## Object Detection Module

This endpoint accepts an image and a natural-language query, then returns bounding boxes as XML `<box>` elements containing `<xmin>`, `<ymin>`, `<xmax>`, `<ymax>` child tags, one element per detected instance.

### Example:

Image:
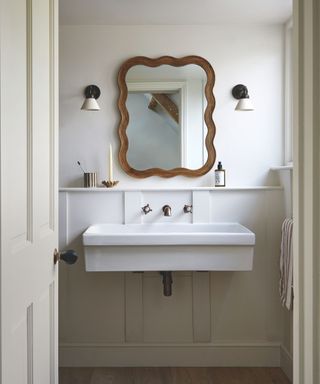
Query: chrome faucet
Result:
<box><xmin>162</xmin><ymin>205</ymin><xmax>172</xmax><ymax>216</ymax></box>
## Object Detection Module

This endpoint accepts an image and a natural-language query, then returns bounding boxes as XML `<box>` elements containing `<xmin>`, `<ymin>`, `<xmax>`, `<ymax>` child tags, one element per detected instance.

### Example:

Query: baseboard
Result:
<box><xmin>280</xmin><ymin>345</ymin><xmax>293</xmax><ymax>382</ymax></box>
<box><xmin>59</xmin><ymin>342</ymin><xmax>281</xmax><ymax>367</ymax></box>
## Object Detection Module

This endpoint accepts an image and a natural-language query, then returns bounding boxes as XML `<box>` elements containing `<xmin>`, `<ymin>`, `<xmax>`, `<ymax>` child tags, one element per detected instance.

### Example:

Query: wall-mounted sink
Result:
<box><xmin>83</xmin><ymin>223</ymin><xmax>255</xmax><ymax>272</ymax></box>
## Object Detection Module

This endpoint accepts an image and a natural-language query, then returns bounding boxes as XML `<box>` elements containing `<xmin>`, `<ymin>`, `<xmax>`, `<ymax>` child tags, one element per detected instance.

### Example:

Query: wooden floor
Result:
<box><xmin>59</xmin><ymin>367</ymin><xmax>291</xmax><ymax>384</ymax></box>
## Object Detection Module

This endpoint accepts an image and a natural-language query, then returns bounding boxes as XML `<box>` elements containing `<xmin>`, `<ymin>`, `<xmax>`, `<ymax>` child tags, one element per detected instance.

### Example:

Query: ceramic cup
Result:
<box><xmin>84</xmin><ymin>172</ymin><xmax>97</xmax><ymax>188</ymax></box>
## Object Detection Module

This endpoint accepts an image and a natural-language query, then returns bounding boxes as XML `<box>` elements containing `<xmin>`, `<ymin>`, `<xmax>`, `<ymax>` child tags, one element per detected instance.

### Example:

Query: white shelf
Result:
<box><xmin>270</xmin><ymin>165</ymin><xmax>293</xmax><ymax>171</ymax></box>
<box><xmin>59</xmin><ymin>186</ymin><xmax>283</xmax><ymax>192</ymax></box>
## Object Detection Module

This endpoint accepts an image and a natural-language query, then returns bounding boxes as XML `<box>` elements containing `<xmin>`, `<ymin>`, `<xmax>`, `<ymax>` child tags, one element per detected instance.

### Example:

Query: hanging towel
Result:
<box><xmin>279</xmin><ymin>218</ymin><xmax>293</xmax><ymax>310</ymax></box>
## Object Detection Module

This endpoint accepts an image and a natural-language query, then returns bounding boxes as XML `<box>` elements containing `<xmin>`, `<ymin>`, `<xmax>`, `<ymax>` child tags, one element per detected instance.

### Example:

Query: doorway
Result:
<box><xmin>58</xmin><ymin>0</ymin><xmax>302</xmax><ymax>384</ymax></box>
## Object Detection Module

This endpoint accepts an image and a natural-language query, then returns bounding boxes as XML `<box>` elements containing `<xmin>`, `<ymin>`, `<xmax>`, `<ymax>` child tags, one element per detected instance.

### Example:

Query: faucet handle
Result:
<box><xmin>183</xmin><ymin>204</ymin><xmax>193</xmax><ymax>213</ymax></box>
<box><xmin>142</xmin><ymin>204</ymin><xmax>152</xmax><ymax>215</ymax></box>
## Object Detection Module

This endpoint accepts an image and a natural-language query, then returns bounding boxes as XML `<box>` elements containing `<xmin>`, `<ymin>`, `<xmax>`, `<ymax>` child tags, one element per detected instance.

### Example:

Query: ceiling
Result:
<box><xmin>59</xmin><ymin>0</ymin><xmax>292</xmax><ymax>25</ymax></box>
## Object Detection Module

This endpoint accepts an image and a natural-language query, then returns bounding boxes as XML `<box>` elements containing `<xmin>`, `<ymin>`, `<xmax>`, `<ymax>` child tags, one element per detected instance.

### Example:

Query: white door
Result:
<box><xmin>0</xmin><ymin>0</ymin><xmax>59</xmax><ymax>382</ymax></box>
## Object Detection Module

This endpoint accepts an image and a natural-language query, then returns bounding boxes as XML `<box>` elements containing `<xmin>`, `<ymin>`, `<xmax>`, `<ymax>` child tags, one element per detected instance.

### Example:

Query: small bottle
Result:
<box><xmin>215</xmin><ymin>161</ymin><xmax>226</xmax><ymax>187</ymax></box>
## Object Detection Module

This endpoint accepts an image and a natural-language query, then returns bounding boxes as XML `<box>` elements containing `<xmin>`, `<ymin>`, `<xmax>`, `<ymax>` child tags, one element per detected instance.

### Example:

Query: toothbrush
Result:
<box><xmin>77</xmin><ymin>161</ymin><xmax>86</xmax><ymax>173</ymax></box>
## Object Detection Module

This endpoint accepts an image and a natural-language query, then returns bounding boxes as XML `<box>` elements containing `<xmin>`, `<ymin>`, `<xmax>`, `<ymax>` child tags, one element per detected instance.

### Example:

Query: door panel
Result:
<box><xmin>0</xmin><ymin>0</ymin><xmax>59</xmax><ymax>383</ymax></box>
<box><xmin>33</xmin><ymin>0</ymin><xmax>53</xmax><ymax>234</ymax></box>
<box><xmin>33</xmin><ymin>288</ymin><xmax>52</xmax><ymax>384</ymax></box>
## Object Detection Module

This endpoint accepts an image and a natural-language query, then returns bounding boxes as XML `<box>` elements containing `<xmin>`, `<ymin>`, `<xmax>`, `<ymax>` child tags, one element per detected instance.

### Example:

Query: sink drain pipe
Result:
<box><xmin>160</xmin><ymin>271</ymin><xmax>173</xmax><ymax>296</ymax></box>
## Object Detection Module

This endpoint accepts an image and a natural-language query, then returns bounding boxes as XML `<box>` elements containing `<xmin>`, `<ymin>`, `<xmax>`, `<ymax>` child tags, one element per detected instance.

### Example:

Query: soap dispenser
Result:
<box><xmin>214</xmin><ymin>161</ymin><xmax>226</xmax><ymax>187</ymax></box>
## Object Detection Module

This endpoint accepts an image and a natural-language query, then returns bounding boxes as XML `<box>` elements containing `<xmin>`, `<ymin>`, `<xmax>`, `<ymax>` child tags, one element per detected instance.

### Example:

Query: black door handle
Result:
<box><xmin>54</xmin><ymin>249</ymin><xmax>78</xmax><ymax>265</ymax></box>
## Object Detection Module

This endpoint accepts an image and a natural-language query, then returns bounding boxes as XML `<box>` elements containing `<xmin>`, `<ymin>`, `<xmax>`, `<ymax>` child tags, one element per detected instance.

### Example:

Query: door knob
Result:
<box><xmin>54</xmin><ymin>249</ymin><xmax>78</xmax><ymax>265</ymax></box>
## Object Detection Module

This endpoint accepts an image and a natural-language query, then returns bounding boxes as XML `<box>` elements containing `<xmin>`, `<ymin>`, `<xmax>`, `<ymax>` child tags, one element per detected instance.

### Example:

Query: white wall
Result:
<box><xmin>59</xmin><ymin>25</ymin><xmax>284</xmax><ymax>188</ymax></box>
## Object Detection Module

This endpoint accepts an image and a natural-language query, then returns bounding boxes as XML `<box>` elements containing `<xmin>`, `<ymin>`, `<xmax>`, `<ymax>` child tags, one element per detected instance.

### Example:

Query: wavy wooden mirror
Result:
<box><xmin>118</xmin><ymin>56</ymin><xmax>216</xmax><ymax>178</ymax></box>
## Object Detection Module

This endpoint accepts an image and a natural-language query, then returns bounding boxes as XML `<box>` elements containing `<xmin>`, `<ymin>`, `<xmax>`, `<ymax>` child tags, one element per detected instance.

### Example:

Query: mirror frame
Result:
<box><xmin>118</xmin><ymin>56</ymin><xmax>216</xmax><ymax>178</ymax></box>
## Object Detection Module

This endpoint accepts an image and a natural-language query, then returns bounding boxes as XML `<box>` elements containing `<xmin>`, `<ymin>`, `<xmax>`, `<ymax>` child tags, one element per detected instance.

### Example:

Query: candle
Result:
<box><xmin>109</xmin><ymin>144</ymin><xmax>113</xmax><ymax>181</ymax></box>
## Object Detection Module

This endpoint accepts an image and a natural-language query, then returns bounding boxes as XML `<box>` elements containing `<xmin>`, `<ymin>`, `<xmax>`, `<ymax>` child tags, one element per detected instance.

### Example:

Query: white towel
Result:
<box><xmin>279</xmin><ymin>218</ymin><xmax>293</xmax><ymax>310</ymax></box>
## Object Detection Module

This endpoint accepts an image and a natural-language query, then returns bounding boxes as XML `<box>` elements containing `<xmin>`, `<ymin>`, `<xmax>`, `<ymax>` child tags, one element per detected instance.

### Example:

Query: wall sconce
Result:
<box><xmin>81</xmin><ymin>85</ymin><xmax>101</xmax><ymax>111</ymax></box>
<box><xmin>232</xmin><ymin>84</ymin><xmax>254</xmax><ymax>111</ymax></box>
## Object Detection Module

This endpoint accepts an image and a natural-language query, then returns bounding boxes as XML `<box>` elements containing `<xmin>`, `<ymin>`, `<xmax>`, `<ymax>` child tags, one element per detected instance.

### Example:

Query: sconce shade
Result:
<box><xmin>81</xmin><ymin>97</ymin><xmax>100</xmax><ymax>111</ymax></box>
<box><xmin>232</xmin><ymin>84</ymin><xmax>254</xmax><ymax>111</ymax></box>
<box><xmin>235</xmin><ymin>98</ymin><xmax>254</xmax><ymax>111</ymax></box>
<box><xmin>81</xmin><ymin>84</ymin><xmax>101</xmax><ymax>111</ymax></box>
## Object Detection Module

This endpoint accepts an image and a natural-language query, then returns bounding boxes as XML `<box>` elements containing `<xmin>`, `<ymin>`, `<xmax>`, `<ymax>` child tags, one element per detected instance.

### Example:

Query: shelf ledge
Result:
<box><xmin>59</xmin><ymin>186</ymin><xmax>283</xmax><ymax>192</ymax></box>
<box><xmin>270</xmin><ymin>165</ymin><xmax>293</xmax><ymax>171</ymax></box>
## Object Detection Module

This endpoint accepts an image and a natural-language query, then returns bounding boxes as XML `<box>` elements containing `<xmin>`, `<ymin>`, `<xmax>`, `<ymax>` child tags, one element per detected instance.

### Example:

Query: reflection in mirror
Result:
<box><xmin>118</xmin><ymin>56</ymin><xmax>216</xmax><ymax>178</ymax></box>
<box><xmin>127</xmin><ymin>89</ymin><xmax>182</xmax><ymax>170</ymax></box>
<box><xmin>126</xmin><ymin>65</ymin><xmax>207</xmax><ymax>170</ymax></box>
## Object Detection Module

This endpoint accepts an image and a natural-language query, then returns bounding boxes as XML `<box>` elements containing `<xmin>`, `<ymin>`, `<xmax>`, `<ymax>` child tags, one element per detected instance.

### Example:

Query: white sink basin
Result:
<box><xmin>83</xmin><ymin>223</ymin><xmax>255</xmax><ymax>272</ymax></box>
<box><xmin>83</xmin><ymin>223</ymin><xmax>254</xmax><ymax>246</ymax></box>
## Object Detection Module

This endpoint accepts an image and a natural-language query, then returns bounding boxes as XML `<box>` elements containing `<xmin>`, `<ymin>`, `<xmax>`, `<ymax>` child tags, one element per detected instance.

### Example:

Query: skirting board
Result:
<box><xmin>280</xmin><ymin>345</ymin><xmax>293</xmax><ymax>382</ymax></box>
<box><xmin>59</xmin><ymin>342</ymin><xmax>281</xmax><ymax>367</ymax></box>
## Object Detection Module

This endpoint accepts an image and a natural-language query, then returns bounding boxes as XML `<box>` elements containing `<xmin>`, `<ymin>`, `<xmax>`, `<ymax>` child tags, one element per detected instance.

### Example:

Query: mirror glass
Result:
<box><xmin>126</xmin><ymin>64</ymin><xmax>206</xmax><ymax>170</ymax></box>
<box><xmin>118</xmin><ymin>56</ymin><xmax>216</xmax><ymax>178</ymax></box>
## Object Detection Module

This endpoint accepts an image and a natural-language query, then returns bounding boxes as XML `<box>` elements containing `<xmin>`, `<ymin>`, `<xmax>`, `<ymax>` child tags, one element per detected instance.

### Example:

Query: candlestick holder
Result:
<box><xmin>102</xmin><ymin>180</ymin><xmax>119</xmax><ymax>188</ymax></box>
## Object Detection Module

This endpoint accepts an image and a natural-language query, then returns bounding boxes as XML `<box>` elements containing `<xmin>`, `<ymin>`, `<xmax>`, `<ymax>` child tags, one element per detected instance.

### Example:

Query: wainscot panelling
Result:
<box><xmin>272</xmin><ymin>168</ymin><xmax>293</xmax><ymax>379</ymax></box>
<box><xmin>143</xmin><ymin>272</ymin><xmax>194</xmax><ymax>343</ymax></box>
<box><xmin>192</xmin><ymin>191</ymin><xmax>210</xmax><ymax>223</ymax></box>
<box><xmin>124</xmin><ymin>192</ymin><xmax>142</xmax><ymax>224</ymax></box>
<box><xmin>124</xmin><ymin>273</ymin><xmax>144</xmax><ymax>342</ymax></box>
<box><xmin>141</xmin><ymin>191</ymin><xmax>192</xmax><ymax>224</ymax></box>
<box><xmin>192</xmin><ymin>272</ymin><xmax>211</xmax><ymax>342</ymax></box>
<box><xmin>59</xmin><ymin>188</ymin><xmax>286</xmax><ymax>367</ymax></box>
<box><xmin>209</xmin><ymin>191</ymin><xmax>283</xmax><ymax>342</ymax></box>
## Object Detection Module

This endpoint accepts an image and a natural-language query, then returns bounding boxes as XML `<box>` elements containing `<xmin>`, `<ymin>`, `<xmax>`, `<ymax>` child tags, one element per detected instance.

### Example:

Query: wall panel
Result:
<box><xmin>59</xmin><ymin>188</ymin><xmax>285</xmax><ymax>366</ymax></box>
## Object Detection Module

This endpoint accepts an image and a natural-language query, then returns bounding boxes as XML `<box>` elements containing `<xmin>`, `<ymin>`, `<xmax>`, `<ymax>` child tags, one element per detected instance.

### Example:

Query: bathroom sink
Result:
<box><xmin>83</xmin><ymin>223</ymin><xmax>255</xmax><ymax>272</ymax></box>
<box><xmin>83</xmin><ymin>223</ymin><xmax>254</xmax><ymax>246</ymax></box>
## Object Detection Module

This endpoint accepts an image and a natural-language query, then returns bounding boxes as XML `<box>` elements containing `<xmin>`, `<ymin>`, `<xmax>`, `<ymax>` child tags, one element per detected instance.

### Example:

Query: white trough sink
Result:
<box><xmin>83</xmin><ymin>223</ymin><xmax>255</xmax><ymax>272</ymax></box>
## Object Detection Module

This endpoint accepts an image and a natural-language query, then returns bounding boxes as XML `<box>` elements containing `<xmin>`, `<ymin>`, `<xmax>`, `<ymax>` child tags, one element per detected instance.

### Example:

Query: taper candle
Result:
<box><xmin>109</xmin><ymin>144</ymin><xmax>113</xmax><ymax>181</ymax></box>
